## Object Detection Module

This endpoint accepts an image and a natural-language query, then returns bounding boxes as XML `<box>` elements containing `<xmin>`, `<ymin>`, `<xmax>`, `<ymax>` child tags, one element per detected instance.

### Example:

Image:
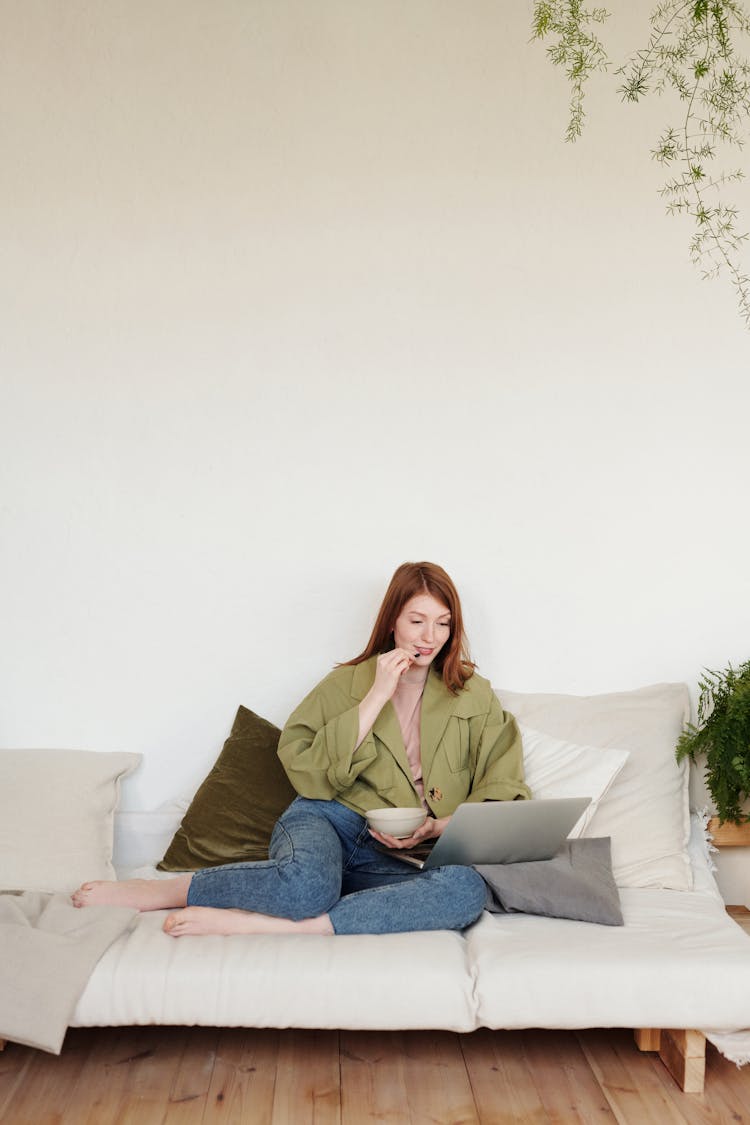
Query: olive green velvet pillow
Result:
<box><xmin>158</xmin><ymin>706</ymin><xmax>296</xmax><ymax>871</ymax></box>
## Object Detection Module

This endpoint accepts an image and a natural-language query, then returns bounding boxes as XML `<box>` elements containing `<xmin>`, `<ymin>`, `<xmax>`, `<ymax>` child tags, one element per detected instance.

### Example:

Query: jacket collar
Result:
<box><xmin>419</xmin><ymin>665</ymin><xmax>485</xmax><ymax>778</ymax></box>
<box><xmin>350</xmin><ymin>657</ymin><xmax>408</xmax><ymax>773</ymax></box>
<box><xmin>350</xmin><ymin>656</ymin><xmax>485</xmax><ymax>777</ymax></box>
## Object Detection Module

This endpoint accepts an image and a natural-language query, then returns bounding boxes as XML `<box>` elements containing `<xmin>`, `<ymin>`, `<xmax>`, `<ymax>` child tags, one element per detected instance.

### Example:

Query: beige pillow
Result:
<box><xmin>496</xmin><ymin>683</ymin><xmax>692</xmax><ymax>890</ymax></box>
<box><xmin>519</xmin><ymin>722</ymin><xmax>629</xmax><ymax>837</ymax></box>
<box><xmin>0</xmin><ymin>750</ymin><xmax>141</xmax><ymax>893</ymax></box>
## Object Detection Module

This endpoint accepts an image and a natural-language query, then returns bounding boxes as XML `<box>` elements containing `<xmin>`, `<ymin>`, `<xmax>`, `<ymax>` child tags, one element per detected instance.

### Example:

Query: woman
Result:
<box><xmin>73</xmin><ymin>562</ymin><xmax>529</xmax><ymax>936</ymax></box>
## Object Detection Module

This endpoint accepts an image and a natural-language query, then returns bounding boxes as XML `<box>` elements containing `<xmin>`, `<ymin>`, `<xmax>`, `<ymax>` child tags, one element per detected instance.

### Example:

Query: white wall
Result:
<box><xmin>2</xmin><ymin>2</ymin><xmax>749</xmax><ymax>897</ymax></box>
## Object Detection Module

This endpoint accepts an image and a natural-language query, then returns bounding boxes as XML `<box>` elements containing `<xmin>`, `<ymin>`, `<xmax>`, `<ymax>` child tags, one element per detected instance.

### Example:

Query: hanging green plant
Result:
<box><xmin>676</xmin><ymin>659</ymin><xmax>750</xmax><ymax>823</ymax></box>
<box><xmin>532</xmin><ymin>1</ymin><xmax>750</xmax><ymax>327</ymax></box>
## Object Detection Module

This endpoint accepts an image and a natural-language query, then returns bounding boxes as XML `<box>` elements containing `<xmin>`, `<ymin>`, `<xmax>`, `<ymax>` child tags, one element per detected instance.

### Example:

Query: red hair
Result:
<box><xmin>344</xmin><ymin>562</ymin><xmax>475</xmax><ymax>694</ymax></box>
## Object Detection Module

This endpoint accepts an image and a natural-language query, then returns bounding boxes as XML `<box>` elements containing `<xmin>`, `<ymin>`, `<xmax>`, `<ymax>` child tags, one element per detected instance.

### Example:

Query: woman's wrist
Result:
<box><xmin>356</xmin><ymin>688</ymin><xmax>388</xmax><ymax>750</ymax></box>
<box><xmin>362</xmin><ymin>684</ymin><xmax>390</xmax><ymax>713</ymax></box>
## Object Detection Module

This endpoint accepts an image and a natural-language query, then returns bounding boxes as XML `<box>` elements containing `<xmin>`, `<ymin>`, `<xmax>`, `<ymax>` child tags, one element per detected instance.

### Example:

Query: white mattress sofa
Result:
<box><xmin>3</xmin><ymin>681</ymin><xmax>750</xmax><ymax>1093</ymax></box>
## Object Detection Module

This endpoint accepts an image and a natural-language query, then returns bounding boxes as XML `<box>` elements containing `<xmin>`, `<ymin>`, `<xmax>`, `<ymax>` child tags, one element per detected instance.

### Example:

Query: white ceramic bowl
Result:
<box><xmin>365</xmin><ymin>807</ymin><xmax>427</xmax><ymax>838</ymax></box>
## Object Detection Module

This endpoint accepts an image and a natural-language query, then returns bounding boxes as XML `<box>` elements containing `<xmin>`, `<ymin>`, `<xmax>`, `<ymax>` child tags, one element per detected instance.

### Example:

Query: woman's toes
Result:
<box><xmin>163</xmin><ymin>910</ymin><xmax>186</xmax><ymax>935</ymax></box>
<box><xmin>71</xmin><ymin>883</ymin><xmax>96</xmax><ymax>907</ymax></box>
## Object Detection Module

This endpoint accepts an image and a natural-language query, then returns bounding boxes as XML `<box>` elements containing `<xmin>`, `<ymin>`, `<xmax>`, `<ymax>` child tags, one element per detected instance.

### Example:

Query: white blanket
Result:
<box><xmin>0</xmin><ymin>891</ymin><xmax>136</xmax><ymax>1054</ymax></box>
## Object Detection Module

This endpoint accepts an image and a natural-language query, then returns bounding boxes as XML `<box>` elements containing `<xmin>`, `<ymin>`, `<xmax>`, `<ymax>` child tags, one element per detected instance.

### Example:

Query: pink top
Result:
<box><xmin>390</xmin><ymin>667</ymin><xmax>429</xmax><ymax>809</ymax></box>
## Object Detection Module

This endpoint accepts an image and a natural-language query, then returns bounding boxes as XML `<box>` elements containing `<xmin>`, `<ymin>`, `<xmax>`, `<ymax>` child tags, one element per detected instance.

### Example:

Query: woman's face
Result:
<box><xmin>393</xmin><ymin>593</ymin><xmax>452</xmax><ymax>666</ymax></box>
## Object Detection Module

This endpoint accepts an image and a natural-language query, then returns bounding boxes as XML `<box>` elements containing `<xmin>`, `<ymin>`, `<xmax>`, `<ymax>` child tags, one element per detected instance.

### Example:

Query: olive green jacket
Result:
<box><xmin>277</xmin><ymin>657</ymin><xmax>530</xmax><ymax>818</ymax></box>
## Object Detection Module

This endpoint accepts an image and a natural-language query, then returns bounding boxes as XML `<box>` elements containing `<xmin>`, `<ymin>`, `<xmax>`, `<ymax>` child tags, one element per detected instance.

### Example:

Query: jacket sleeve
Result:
<box><xmin>465</xmin><ymin>691</ymin><xmax>531</xmax><ymax>803</ymax></box>
<box><xmin>277</xmin><ymin>675</ymin><xmax>378</xmax><ymax>799</ymax></box>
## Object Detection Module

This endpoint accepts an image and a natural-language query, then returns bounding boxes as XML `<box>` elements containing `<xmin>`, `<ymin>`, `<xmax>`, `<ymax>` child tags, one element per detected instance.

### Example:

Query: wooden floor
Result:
<box><xmin>1</xmin><ymin>1025</ymin><xmax>749</xmax><ymax>1124</ymax></box>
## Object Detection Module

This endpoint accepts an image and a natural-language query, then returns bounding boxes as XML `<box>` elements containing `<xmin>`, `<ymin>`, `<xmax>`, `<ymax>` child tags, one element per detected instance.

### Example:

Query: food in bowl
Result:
<box><xmin>365</xmin><ymin>807</ymin><xmax>427</xmax><ymax>839</ymax></box>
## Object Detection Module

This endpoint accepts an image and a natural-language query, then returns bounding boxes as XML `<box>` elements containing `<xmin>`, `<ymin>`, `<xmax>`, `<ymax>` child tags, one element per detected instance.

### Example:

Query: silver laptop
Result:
<box><xmin>394</xmin><ymin>797</ymin><xmax>591</xmax><ymax>870</ymax></box>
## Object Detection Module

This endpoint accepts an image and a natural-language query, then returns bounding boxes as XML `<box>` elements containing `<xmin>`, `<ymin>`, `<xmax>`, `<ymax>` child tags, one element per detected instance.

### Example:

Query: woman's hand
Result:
<box><xmin>369</xmin><ymin>815</ymin><xmax>451</xmax><ymax>851</ymax></box>
<box><xmin>370</xmin><ymin>648</ymin><xmax>416</xmax><ymax>704</ymax></box>
<box><xmin>356</xmin><ymin>649</ymin><xmax>416</xmax><ymax>749</ymax></box>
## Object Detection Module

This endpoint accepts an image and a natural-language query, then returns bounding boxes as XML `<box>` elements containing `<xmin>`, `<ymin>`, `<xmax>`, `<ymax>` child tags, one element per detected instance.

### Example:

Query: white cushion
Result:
<box><xmin>498</xmin><ymin>683</ymin><xmax>692</xmax><ymax>890</ymax></box>
<box><xmin>73</xmin><ymin>916</ymin><xmax>477</xmax><ymax>1032</ymax></box>
<box><xmin>0</xmin><ymin>750</ymin><xmax>141</xmax><ymax>893</ymax></box>
<box><xmin>467</xmin><ymin>884</ymin><xmax>750</xmax><ymax>1031</ymax></box>
<box><xmin>519</xmin><ymin>722</ymin><xmax>629</xmax><ymax>837</ymax></box>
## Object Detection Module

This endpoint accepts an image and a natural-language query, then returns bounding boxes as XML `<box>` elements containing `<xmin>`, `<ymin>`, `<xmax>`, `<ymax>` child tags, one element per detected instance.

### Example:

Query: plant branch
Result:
<box><xmin>532</xmin><ymin>1</ymin><xmax>750</xmax><ymax>327</ymax></box>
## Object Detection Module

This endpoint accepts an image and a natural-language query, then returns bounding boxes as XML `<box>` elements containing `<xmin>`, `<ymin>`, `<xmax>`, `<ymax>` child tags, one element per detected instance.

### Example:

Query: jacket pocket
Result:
<box><xmin>444</xmin><ymin>717</ymin><xmax>471</xmax><ymax>774</ymax></box>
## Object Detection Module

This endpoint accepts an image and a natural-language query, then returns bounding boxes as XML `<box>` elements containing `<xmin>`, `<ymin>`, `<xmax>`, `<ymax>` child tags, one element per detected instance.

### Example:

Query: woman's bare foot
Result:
<box><xmin>162</xmin><ymin>906</ymin><xmax>334</xmax><ymax>937</ymax></box>
<box><xmin>71</xmin><ymin>875</ymin><xmax>192</xmax><ymax>911</ymax></box>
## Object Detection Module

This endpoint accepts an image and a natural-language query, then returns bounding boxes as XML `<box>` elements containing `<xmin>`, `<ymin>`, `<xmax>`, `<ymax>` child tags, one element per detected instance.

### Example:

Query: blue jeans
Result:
<box><xmin>187</xmin><ymin>796</ymin><xmax>487</xmax><ymax>935</ymax></box>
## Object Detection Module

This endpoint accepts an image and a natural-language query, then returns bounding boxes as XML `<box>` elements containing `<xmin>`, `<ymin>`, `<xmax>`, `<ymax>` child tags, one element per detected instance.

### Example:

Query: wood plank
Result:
<box><xmin>634</xmin><ymin>1029</ymin><xmax>662</xmax><ymax>1053</ymax></box>
<box><xmin>71</xmin><ymin>1026</ymin><xmax>190</xmax><ymax>1125</ymax></box>
<box><xmin>162</xmin><ymin>1026</ymin><xmax>220</xmax><ymax>1125</ymax></box>
<box><xmin>705</xmin><ymin>1039</ymin><xmax>750</xmax><ymax>1112</ymax></box>
<box><xmin>204</xmin><ymin>1027</ymin><xmax>279</xmax><ymax>1123</ymax></box>
<box><xmin>649</xmin><ymin>1040</ymin><xmax>749</xmax><ymax>1125</ymax></box>
<box><xmin>399</xmin><ymin>1029</ymin><xmax>479</xmax><ymax>1125</ymax></box>
<box><xmin>0</xmin><ymin>1039</ymin><xmax>35</xmax><ymax>1123</ymax></box>
<box><xmin>2</xmin><ymin>1025</ymin><xmax>749</xmax><ymax>1122</ymax></box>
<box><xmin>726</xmin><ymin>905</ymin><xmax>750</xmax><ymax>936</ymax></box>
<box><xmin>271</xmin><ymin>1029</ymin><xmax>341</xmax><ymax>1125</ymax></box>
<box><xmin>57</xmin><ymin>1025</ymin><xmax>145</xmax><ymax>1125</ymax></box>
<box><xmin>0</xmin><ymin>1027</ymin><xmax>93</xmax><ymax>1125</ymax></box>
<box><xmin>659</xmin><ymin>1031</ymin><xmax>706</xmax><ymax>1095</ymax></box>
<box><xmin>118</xmin><ymin>1027</ymin><xmax>195</xmax><ymax>1125</ymax></box>
<box><xmin>578</xmin><ymin>1027</ymin><xmax>687</xmax><ymax>1124</ymax></box>
<box><xmin>522</xmin><ymin>1029</ymin><xmax>617</xmax><ymax>1123</ymax></box>
<box><xmin>460</xmin><ymin>1028</ymin><xmax>548</xmax><ymax>1124</ymax></box>
<box><xmin>339</xmin><ymin>1030</ymin><xmax>410</xmax><ymax>1124</ymax></box>
<box><xmin>707</xmin><ymin>818</ymin><xmax>750</xmax><ymax>846</ymax></box>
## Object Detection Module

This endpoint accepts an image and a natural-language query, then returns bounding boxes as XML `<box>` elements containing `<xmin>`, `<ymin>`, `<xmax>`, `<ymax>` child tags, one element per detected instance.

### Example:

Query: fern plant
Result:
<box><xmin>676</xmin><ymin>659</ymin><xmax>750</xmax><ymax>823</ymax></box>
<box><xmin>531</xmin><ymin>1</ymin><xmax>610</xmax><ymax>141</ymax></box>
<box><xmin>532</xmin><ymin>1</ymin><xmax>750</xmax><ymax>327</ymax></box>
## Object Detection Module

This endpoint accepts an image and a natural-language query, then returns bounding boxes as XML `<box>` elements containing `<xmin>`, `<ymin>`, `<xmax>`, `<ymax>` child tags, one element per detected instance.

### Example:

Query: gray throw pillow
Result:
<box><xmin>475</xmin><ymin>836</ymin><xmax>623</xmax><ymax>926</ymax></box>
